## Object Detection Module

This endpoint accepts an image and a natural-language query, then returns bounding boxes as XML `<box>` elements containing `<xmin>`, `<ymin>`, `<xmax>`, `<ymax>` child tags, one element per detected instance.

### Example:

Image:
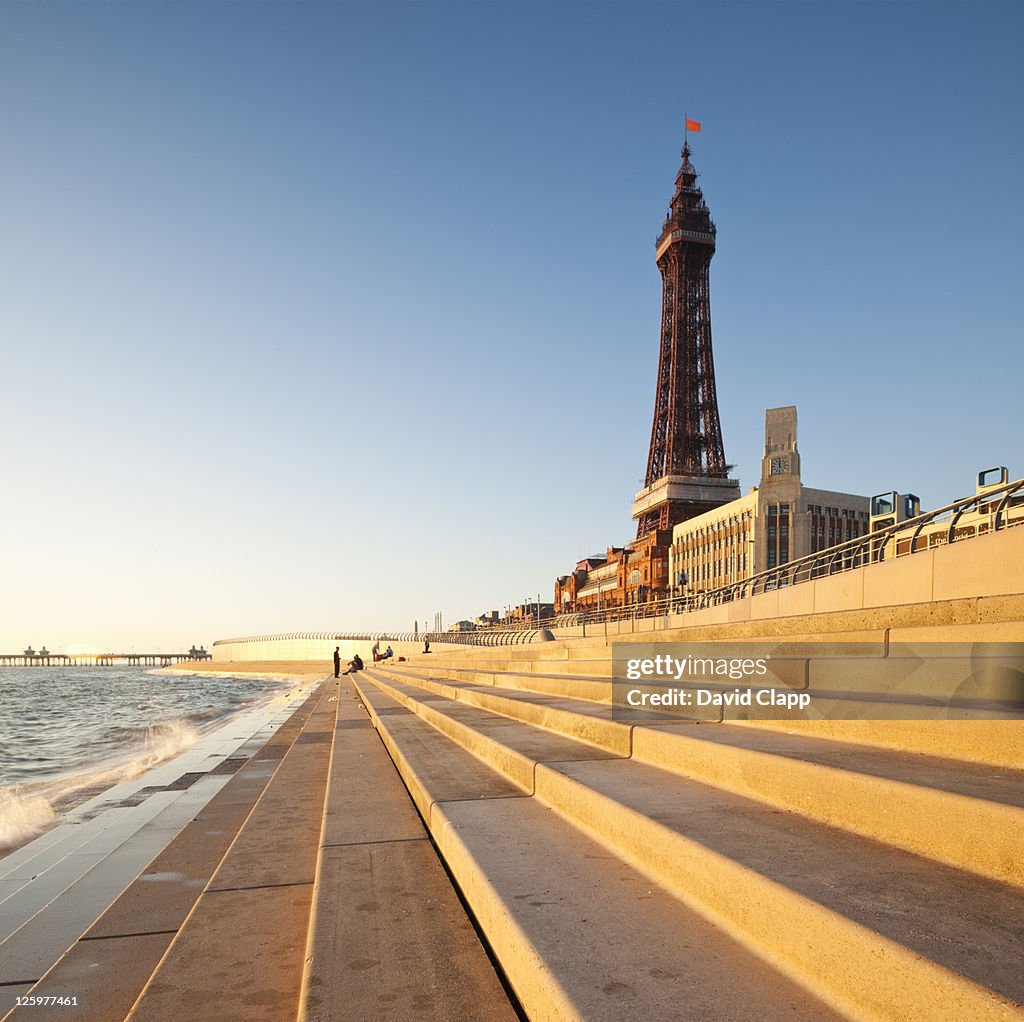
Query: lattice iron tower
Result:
<box><xmin>633</xmin><ymin>140</ymin><xmax>739</xmax><ymax>539</ymax></box>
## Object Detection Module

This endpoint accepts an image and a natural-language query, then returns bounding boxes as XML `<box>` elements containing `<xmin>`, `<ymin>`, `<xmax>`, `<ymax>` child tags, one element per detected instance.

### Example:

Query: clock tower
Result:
<box><xmin>761</xmin><ymin>405</ymin><xmax>801</xmax><ymax>483</ymax></box>
<box><xmin>756</xmin><ymin>405</ymin><xmax>803</xmax><ymax>571</ymax></box>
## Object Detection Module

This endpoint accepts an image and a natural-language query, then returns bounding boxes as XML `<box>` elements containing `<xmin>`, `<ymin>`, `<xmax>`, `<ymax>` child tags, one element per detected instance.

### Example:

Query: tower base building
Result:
<box><xmin>556</xmin><ymin>407</ymin><xmax>872</xmax><ymax>613</ymax></box>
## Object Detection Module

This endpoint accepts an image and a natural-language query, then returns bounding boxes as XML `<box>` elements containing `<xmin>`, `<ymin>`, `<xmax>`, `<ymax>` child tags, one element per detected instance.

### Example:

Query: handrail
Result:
<box><xmin>476</xmin><ymin>476</ymin><xmax>1024</xmax><ymax>634</ymax></box>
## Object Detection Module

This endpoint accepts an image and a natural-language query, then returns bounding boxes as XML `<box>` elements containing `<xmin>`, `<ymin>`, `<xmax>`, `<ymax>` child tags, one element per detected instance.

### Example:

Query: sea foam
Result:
<box><xmin>0</xmin><ymin>785</ymin><xmax>56</xmax><ymax>849</ymax></box>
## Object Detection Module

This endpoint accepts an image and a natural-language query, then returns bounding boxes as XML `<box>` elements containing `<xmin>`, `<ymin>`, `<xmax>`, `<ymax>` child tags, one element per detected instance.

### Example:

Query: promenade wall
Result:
<box><xmin>554</xmin><ymin>523</ymin><xmax>1024</xmax><ymax>639</ymax></box>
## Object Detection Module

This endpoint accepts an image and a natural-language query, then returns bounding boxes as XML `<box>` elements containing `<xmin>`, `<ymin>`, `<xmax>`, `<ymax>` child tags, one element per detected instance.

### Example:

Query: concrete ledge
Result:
<box><xmin>734</xmin><ymin>718</ymin><xmax>1024</xmax><ymax>769</ymax></box>
<box><xmin>630</xmin><ymin>723</ymin><xmax>1024</xmax><ymax>887</ymax></box>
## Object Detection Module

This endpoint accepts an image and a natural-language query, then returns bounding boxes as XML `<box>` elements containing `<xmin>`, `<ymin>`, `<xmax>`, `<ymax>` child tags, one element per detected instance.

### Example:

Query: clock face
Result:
<box><xmin>771</xmin><ymin>457</ymin><xmax>789</xmax><ymax>474</ymax></box>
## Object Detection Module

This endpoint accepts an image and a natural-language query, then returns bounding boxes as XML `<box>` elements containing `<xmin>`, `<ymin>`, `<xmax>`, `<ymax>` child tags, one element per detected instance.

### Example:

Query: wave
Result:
<box><xmin>41</xmin><ymin>719</ymin><xmax>200</xmax><ymax>801</ymax></box>
<box><xmin>0</xmin><ymin>719</ymin><xmax>199</xmax><ymax>852</ymax></box>
<box><xmin>0</xmin><ymin>672</ymin><xmax>322</xmax><ymax>856</ymax></box>
<box><xmin>0</xmin><ymin>786</ymin><xmax>56</xmax><ymax>849</ymax></box>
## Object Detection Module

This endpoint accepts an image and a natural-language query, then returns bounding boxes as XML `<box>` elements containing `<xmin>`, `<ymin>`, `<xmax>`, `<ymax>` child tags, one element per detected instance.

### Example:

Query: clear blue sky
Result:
<box><xmin>1</xmin><ymin>2</ymin><xmax>1021</xmax><ymax>650</ymax></box>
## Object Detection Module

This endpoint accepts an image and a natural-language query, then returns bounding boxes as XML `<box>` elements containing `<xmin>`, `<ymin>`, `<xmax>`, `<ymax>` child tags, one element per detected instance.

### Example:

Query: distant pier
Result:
<box><xmin>0</xmin><ymin>646</ymin><xmax>211</xmax><ymax>667</ymax></box>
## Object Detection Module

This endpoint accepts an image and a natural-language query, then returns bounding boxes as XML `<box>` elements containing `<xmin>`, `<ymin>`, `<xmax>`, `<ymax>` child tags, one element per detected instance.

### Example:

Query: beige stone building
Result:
<box><xmin>669</xmin><ymin>407</ymin><xmax>870</xmax><ymax>593</ymax></box>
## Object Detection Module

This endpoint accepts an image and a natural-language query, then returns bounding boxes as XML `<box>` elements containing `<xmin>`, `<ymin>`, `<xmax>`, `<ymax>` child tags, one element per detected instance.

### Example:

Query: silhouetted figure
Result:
<box><xmin>342</xmin><ymin>654</ymin><xmax>364</xmax><ymax>675</ymax></box>
<box><xmin>333</xmin><ymin>646</ymin><xmax>341</xmax><ymax>678</ymax></box>
<box><xmin>423</xmin><ymin>639</ymin><xmax>431</xmax><ymax>654</ymax></box>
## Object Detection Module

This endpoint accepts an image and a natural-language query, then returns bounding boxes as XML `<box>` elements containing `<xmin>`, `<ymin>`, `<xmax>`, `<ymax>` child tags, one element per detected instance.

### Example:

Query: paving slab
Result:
<box><xmin>205</xmin><ymin>776</ymin><xmax>324</xmax><ymax>890</ymax></box>
<box><xmin>6</xmin><ymin>933</ymin><xmax>174</xmax><ymax>1022</ymax></box>
<box><xmin>127</xmin><ymin>884</ymin><xmax>314</xmax><ymax>1022</ymax></box>
<box><xmin>207</xmin><ymin>710</ymin><xmax>334</xmax><ymax>892</ymax></box>
<box><xmin>0</xmin><ymin>987</ymin><xmax>33</xmax><ymax>1019</ymax></box>
<box><xmin>320</xmin><ymin>730</ymin><xmax>425</xmax><ymax>847</ymax></box>
<box><xmin>0</xmin><ymin>803</ymin><xmax>230</xmax><ymax>988</ymax></box>
<box><xmin>0</xmin><ymin>853</ymin><xmax>106</xmax><ymax>952</ymax></box>
<box><xmin>0</xmin><ymin>829</ymin><xmax>81</xmax><ymax>884</ymax></box>
<box><xmin>304</xmin><ymin>842</ymin><xmax>516</xmax><ymax>1022</ymax></box>
<box><xmin>84</xmin><ymin>797</ymin><xmax>261</xmax><ymax>940</ymax></box>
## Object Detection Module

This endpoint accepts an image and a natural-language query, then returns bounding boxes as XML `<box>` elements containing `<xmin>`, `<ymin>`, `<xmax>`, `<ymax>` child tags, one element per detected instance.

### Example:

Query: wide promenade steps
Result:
<box><xmin>355</xmin><ymin>614</ymin><xmax>1024</xmax><ymax>1021</ymax></box>
<box><xmin>4</xmin><ymin>601</ymin><xmax>1020</xmax><ymax>1021</ymax></box>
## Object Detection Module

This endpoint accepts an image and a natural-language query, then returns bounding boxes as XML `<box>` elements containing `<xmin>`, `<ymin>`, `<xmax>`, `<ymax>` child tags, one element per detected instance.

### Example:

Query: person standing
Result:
<box><xmin>333</xmin><ymin>646</ymin><xmax>341</xmax><ymax>678</ymax></box>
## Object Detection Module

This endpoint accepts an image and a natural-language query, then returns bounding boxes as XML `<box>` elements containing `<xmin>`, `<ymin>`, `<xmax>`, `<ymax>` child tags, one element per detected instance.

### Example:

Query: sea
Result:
<box><xmin>0</xmin><ymin>666</ymin><xmax>302</xmax><ymax>852</ymax></box>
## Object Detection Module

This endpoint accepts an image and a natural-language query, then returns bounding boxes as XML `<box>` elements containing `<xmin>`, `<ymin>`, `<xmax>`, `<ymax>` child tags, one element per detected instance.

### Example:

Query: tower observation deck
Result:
<box><xmin>633</xmin><ymin>140</ymin><xmax>740</xmax><ymax>538</ymax></box>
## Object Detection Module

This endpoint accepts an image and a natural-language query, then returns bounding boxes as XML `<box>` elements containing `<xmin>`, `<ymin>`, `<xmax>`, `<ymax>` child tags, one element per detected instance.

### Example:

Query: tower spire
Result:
<box><xmin>632</xmin><ymin>136</ymin><xmax>739</xmax><ymax>539</ymax></box>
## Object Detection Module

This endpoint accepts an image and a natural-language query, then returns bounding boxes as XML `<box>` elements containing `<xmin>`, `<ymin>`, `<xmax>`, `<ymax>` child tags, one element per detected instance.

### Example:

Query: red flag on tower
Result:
<box><xmin>685</xmin><ymin>118</ymin><xmax>701</xmax><ymax>133</ymax></box>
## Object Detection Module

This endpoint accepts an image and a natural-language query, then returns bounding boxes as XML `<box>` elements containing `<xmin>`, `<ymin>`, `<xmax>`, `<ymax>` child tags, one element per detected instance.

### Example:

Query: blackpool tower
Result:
<box><xmin>632</xmin><ymin>139</ymin><xmax>739</xmax><ymax>539</ymax></box>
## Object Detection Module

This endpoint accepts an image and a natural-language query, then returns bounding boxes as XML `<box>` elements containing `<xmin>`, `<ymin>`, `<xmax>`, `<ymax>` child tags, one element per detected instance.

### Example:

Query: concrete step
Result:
<box><xmin>299</xmin><ymin>678</ymin><xmax>517</xmax><ymax>1022</ymax></box>
<box><xmin>395</xmin><ymin>662</ymin><xmax>613</xmax><ymax>701</ymax></box>
<box><xmin>364</xmin><ymin>672</ymin><xmax>622</xmax><ymax>792</ymax></box>
<box><xmin>356</xmin><ymin>669</ymin><xmax>1024</xmax><ymax>1021</ymax></box>
<box><xmin>373</xmin><ymin>663</ymin><xmax>625</xmax><ymax>747</ymax></box>
<box><xmin>733</xmin><ymin>717</ymin><xmax>1024</xmax><ymax>769</ymax></box>
<box><xmin>413</xmin><ymin>656</ymin><xmax>616</xmax><ymax>679</ymax></box>
<box><xmin>353</xmin><ymin>679</ymin><xmax>849</xmax><ymax>1022</ymax></box>
<box><xmin>368</xmin><ymin>664</ymin><xmax>1024</xmax><ymax>887</ymax></box>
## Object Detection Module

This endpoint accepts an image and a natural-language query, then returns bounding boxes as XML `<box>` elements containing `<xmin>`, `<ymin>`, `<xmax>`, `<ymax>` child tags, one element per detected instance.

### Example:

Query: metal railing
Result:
<box><xmin>476</xmin><ymin>475</ymin><xmax>1024</xmax><ymax>634</ymax></box>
